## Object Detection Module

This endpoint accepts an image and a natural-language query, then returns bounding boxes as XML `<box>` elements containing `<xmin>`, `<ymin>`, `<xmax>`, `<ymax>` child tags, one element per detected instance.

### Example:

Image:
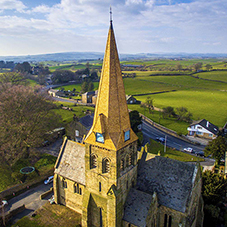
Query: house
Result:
<box><xmin>54</xmin><ymin>17</ymin><xmax>203</xmax><ymax>227</ymax></box>
<box><xmin>74</xmin><ymin>114</ymin><xmax>94</xmax><ymax>142</ymax></box>
<box><xmin>126</xmin><ymin>95</ymin><xmax>140</xmax><ymax>104</ymax></box>
<box><xmin>81</xmin><ymin>91</ymin><xmax>95</xmax><ymax>103</ymax></box>
<box><xmin>187</xmin><ymin>119</ymin><xmax>219</xmax><ymax>139</ymax></box>
<box><xmin>48</xmin><ymin>89</ymin><xmax>59</xmax><ymax>97</ymax></box>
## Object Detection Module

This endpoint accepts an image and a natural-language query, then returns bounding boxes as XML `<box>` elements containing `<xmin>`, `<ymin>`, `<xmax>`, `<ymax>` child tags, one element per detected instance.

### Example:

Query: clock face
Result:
<box><xmin>96</xmin><ymin>133</ymin><xmax>104</xmax><ymax>143</ymax></box>
<box><xmin>124</xmin><ymin>130</ymin><xmax>130</xmax><ymax>141</ymax></box>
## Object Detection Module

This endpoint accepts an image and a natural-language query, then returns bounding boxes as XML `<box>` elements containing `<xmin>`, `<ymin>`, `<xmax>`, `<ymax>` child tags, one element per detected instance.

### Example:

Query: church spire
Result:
<box><xmin>84</xmin><ymin>13</ymin><xmax>138</xmax><ymax>151</ymax></box>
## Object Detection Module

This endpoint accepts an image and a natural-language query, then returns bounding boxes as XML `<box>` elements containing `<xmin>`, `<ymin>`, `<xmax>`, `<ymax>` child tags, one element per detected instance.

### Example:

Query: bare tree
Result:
<box><xmin>0</xmin><ymin>85</ymin><xmax>61</xmax><ymax>164</ymax></box>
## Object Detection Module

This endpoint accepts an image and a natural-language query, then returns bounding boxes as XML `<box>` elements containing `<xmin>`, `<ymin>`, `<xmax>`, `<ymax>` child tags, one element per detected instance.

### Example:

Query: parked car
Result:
<box><xmin>44</xmin><ymin>176</ymin><xmax>54</xmax><ymax>185</ymax></box>
<box><xmin>184</xmin><ymin>147</ymin><xmax>194</xmax><ymax>153</ymax></box>
<box><xmin>195</xmin><ymin>151</ymin><xmax>205</xmax><ymax>157</ymax></box>
<box><xmin>156</xmin><ymin>137</ymin><xmax>165</xmax><ymax>143</ymax></box>
<box><xmin>0</xmin><ymin>200</ymin><xmax>8</xmax><ymax>208</ymax></box>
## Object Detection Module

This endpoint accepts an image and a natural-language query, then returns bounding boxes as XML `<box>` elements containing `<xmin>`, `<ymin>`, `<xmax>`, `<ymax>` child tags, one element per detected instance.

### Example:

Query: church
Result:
<box><xmin>53</xmin><ymin>15</ymin><xmax>203</xmax><ymax>227</ymax></box>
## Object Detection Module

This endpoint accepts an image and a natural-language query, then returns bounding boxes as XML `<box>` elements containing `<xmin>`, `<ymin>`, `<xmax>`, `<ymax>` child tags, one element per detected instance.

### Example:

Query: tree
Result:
<box><xmin>0</xmin><ymin>72</ymin><xmax>27</xmax><ymax>88</ymax></box>
<box><xmin>176</xmin><ymin>63</ymin><xmax>182</xmax><ymax>72</ymax></box>
<box><xmin>88</xmin><ymin>81</ymin><xmax>94</xmax><ymax>92</ymax></box>
<box><xmin>204</xmin><ymin>136</ymin><xmax>227</xmax><ymax>164</ymax></box>
<box><xmin>145</xmin><ymin>97</ymin><xmax>154</xmax><ymax>114</ymax></box>
<box><xmin>175</xmin><ymin>107</ymin><xmax>192</xmax><ymax>122</ymax></box>
<box><xmin>162</xmin><ymin>106</ymin><xmax>176</xmax><ymax>118</ymax></box>
<box><xmin>0</xmin><ymin>85</ymin><xmax>61</xmax><ymax>164</ymax></box>
<box><xmin>205</xmin><ymin>64</ymin><xmax>212</xmax><ymax>71</ymax></box>
<box><xmin>14</xmin><ymin>62</ymin><xmax>31</xmax><ymax>73</ymax></box>
<box><xmin>90</xmin><ymin>71</ymin><xmax>98</xmax><ymax>80</ymax></box>
<box><xmin>129</xmin><ymin>110</ymin><xmax>142</xmax><ymax>133</ymax></box>
<box><xmin>194</xmin><ymin>62</ymin><xmax>203</xmax><ymax>71</ymax></box>
<box><xmin>202</xmin><ymin>170</ymin><xmax>227</xmax><ymax>204</ymax></box>
<box><xmin>52</xmin><ymin>70</ymin><xmax>76</xmax><ymax>84</ymax></box>
<box><xmin>81</xmin><ymin>81</ymin><xmax>89</xmax><ymax>93</ymax></box>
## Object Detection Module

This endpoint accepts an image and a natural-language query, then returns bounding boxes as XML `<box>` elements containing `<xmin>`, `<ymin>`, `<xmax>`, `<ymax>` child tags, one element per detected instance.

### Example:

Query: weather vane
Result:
<box><xmin>110</xmin><ymin>6</ymin><xmax>112</xmax><ymax>23</ymax></box>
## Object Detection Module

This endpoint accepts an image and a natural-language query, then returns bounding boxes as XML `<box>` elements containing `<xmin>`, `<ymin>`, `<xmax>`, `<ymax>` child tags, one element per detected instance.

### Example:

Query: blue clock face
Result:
<box><xmin>124</xmin><ymin>130</ymin><xmax>130</xmax><ymax>141</ymax></box>
<box><xmin>96</xmin><ymin>133</ymin><xmax>104</xmax><ymax>143</ymax></box>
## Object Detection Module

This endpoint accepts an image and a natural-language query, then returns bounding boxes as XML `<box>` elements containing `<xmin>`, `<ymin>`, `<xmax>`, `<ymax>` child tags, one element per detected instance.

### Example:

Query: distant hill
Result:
<box><xmin>0</xmin><ymin>52</ymin><xmax>227</xmax><ymax>63</ymax></box>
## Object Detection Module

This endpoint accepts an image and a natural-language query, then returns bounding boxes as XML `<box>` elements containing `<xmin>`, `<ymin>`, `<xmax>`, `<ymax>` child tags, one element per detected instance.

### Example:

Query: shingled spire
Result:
<box><xmin>84</xmin><ymin>16</ymin><xmax>138</xmax><ymax>151</ymax></box>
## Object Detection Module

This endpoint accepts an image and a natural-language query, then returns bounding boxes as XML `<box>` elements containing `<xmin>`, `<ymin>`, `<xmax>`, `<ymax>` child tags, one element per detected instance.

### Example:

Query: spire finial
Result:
<box><xmin>110</xmin><ymin>6</ymin><xmax>112</xmax><ymax>23</ymax></box>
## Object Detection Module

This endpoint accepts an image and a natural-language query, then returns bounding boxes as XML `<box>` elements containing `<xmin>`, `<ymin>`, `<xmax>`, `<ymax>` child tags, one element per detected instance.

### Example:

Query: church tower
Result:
<box><xmin>82</xmin><ymin>11</ymin><xmax>138</xmax><ymax>227</ymax></box>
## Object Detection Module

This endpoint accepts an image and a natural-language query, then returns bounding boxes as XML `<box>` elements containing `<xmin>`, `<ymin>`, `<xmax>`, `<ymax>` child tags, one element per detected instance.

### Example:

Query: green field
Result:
<box><xmin>53</xmin><ymin>60</ymin><xmax>227</xmax><ymax>133</ymax></box>
<box><xmin>53</xmin><ymin>102</ymin><xmax>94</xmax><ymax>123</ymax></box>
<box><xmin>195</xmin><ymin>71</ymin><xmax>227</xmax><ymax>83</ymax></box>
<box><xmin>133</xmin><ymin>90</ymin><xmax>227</xmax><ymax>129</ymax></box>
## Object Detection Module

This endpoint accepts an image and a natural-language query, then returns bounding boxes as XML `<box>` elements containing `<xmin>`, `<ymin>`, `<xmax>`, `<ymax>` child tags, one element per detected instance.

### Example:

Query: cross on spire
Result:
<box><xmin>110</xmin><ymin>6</ymin><xmax>112</xmax><ymax>23</ymax></box>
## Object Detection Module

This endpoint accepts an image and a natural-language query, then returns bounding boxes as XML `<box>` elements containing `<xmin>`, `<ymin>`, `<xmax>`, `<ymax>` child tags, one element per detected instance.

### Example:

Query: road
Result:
<box><xmin>1</xmin><ymin>182</ymin><xmax>53</xmax><ymax>223</ymax></box>
<box><xmin>141</xmin><ymin>120</ymin><xmax>215</xmax><ymax>166</ymax></box>
<box><xmin>142</xmin><ymin>120</ymin><xmax>206</xmax><ymax>153</ymax></box>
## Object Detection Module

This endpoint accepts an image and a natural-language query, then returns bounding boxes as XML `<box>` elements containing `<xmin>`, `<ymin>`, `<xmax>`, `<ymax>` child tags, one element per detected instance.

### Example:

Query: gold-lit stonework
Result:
<box><xmin>84</xmin><ymin>22</ymin><xmax>138</xmax><ymax>151</ymax></box>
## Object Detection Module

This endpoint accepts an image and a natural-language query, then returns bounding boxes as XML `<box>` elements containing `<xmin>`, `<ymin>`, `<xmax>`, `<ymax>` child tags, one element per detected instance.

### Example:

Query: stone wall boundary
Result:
<box><xmin>40</xmin><ymin>187</ymin><xmax>53</xmax><ymax>200</ymax></box>
<box><xmin>139</xmin><ymin>113</ymin><xmax>192</xmax><ymax>143</ymax></box>
<box><xmin>0</xmin><ymin>204</ymin><xmax>25</xmax><ymax>226</ymax></box>
<box><xmin>0</xmin><ymin>170</ymin><xmax>54</xmax><ymax>200</ymax></box>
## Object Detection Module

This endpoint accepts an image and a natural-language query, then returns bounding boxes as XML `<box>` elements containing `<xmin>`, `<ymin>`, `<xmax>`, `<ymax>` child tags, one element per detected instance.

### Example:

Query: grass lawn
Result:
<box><xmin>54</xmin><ymin>82</ymin><xmax>99</xmax><ymax>93</ymax></box>
<box><xmin>147</xmin><ymin>140</ymin><xmax>204</xmax><ymax>162</ymax></box>
<box><xmin>0</xmin><ymin>154</ymin><xmax>57</xmax><ymax>192</ymax></box>
<box><xmin>53</xmin><ymin>102</ymin><xmax>94</xmax><ymax>124</ymax></box>
<box><xmin>27</xmin><ymin>79</ymin><xmax>38</xmax><ymax>87</ymax></box>
<box><xmin>12</xmin><ymin>203</ymin><xmax>81</xmax><ymax>227</ymax></box>
<box><xmin>0</xmin><ymin>156</ymin><xmax>16</xmax><ymax>192</ymax></box>
<box><xmin>128</xmin><ymin>104</ymin><xmax>189</xmax><ymax>134</ymax></box>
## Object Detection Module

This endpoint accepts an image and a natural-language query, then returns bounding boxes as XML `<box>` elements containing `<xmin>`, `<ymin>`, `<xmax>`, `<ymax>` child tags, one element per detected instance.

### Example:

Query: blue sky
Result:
<box><xmin>0</xmin><ymin>0</ymin><xmax>226</xmax><ymax>56</ymax></box>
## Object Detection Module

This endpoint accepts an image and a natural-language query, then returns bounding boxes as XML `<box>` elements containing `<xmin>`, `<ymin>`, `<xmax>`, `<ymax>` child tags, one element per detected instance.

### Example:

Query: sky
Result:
<box><xmin>0</xmin><ymin>0</ymin><xmax>227</xmax><ymax>56</ymax></box>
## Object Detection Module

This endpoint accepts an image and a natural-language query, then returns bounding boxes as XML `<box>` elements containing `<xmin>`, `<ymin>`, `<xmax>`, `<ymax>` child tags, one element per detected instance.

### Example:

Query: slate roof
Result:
<box><xmin>55</xmin><ymin>138</ymin><xmax>86</xmax><ymax>185</ymax></box>
<box><xmin>190</xmin><ymin>119</ymin><xmax>219</xmax><ymax>135</ymax></box>
<box><xmin>79</xmin><ymin>114</ymin><xmax>94</xmax><ymax>130</ymax></box>
<box><xmin>137</xmin><ymin>156</ymin><xmax>197</xmax><ymax>213</ymax></box>
<box><xmin>123</xmin><ymin>188</ymin><xmax>153</xmax><ymax>227</ymax></box>
<box><xmin>83</xmin><ymin>91</ymin><xmax>95</xmax><ymax>96</ymax></box>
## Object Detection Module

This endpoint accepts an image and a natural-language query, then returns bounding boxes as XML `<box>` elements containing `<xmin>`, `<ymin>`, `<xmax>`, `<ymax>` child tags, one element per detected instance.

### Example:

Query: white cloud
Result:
<box><xmin>31</xmin><ymin>5</ymin><xmax>51</xmax><ymax>14</ymax></box>
<box><xmin>0</xmin><ymin>0</ymin><xmax>227</xmax><ymax>55</ymax></box>
<box><xmin>0</xmin><ymin>0</ymin><xmax>26</xmax><ymax>12</ymax></box>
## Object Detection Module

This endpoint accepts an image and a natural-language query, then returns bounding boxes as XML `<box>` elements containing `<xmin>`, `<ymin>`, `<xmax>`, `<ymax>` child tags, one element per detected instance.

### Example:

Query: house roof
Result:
<box><xmin>84</xmin><ymin>21</ymin><xmax>137</xmax><ymax>150</ymax></box>
<box><xmin>82</xmin><ymin>91</ymin><xmax>95</xmax><ymax>96</ymax></box>
<box><xmin>54</xmin><ymin>138</ymin><xmax>85</xmax><ymax>185</ymax></box>
<box><xmin>190</xmin><ymin>119</ymin><xmax>219</xmax><ymax>135</ymax></box>
<box><xmin>126</xmin><ymin>95</ymin><xmax>136</xmax><ymax>100</ymax></box>
<box><xmin>137</xmin><ymin>156</ymin><xmax>198</xmax><ymax>213</ymax></box>
<box><xmin>79</xmin><ymin>114</ymin><xmax>94</xmax><ymax>130</ymax></box>
<box><xmin>123</xmin><ymin>188</ymin><xmax>154</xmax><ymax>227</ymax></box>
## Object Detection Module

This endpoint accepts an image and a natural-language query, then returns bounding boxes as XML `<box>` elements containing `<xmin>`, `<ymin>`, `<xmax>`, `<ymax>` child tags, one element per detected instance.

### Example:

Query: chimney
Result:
<box><xmin>206</xmin><ymin>121</ymin><xmax>209</xmax><ymax>128</ymax></box>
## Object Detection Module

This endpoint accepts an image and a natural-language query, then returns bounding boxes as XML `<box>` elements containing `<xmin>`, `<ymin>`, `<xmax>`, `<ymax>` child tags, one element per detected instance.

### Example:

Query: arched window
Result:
<box><xmin>128</xmin><ymin>154</ymin><xmax>132</xmax><ymax>166</ymax></box>
<box><xmin>126</xmin><ymin>155</ymin><xmax>129</xmax><ymax>167</ymax></box>
<box><xmin>102</xmin><ymin>158</ymin><xmax>110</xmax><ymax>173</ymax></box>
<box><xmin>121</xmin><ymin>159</ymin><xmax>125</xmax><ymax>171</ymax></box>
<box><xmin>99</xmin><ymin>182</ymin><xmax>102</xmax><ymax>192</ymax></box>
<box><xmin>91</xmin><ymin>154</ymin><xmax>97</xmax><ymax>169</ymax></box>
<box><xmin>74</xmin><ymin>183</ymin><xmax>77</xmax><ymax>193</ymax></box>
<box><xmin>62</xmin><ymin>178</ymin><xmax>67</xmax><ymax>188</ymax></box>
